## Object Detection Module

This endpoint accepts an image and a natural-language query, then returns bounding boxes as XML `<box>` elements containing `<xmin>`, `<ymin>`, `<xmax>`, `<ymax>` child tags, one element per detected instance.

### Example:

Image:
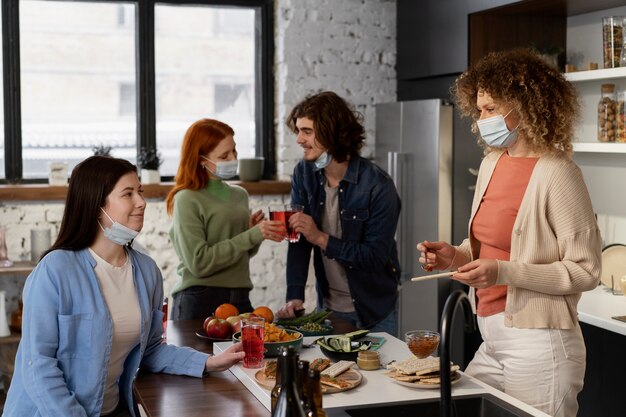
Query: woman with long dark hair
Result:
<box><xmin>4</xmin><ymin>156</ymin><xmax>245</xmax><ymax>417</ymax></box>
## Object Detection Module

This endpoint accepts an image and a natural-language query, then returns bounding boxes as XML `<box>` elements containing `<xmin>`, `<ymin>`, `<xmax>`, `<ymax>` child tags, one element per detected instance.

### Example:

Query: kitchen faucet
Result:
<box><xmin>439</xmin><ymin>289</ymin><xmax>477</xmax><ymax>417</ymax></box>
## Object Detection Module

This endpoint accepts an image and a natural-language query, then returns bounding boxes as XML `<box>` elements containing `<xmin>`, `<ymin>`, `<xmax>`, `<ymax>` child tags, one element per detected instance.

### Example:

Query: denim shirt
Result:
<box><xmin>4</xmin><ymin>248</ymin><xmax>208</xmax><ymax>417</ymax></box>
<box><xmin>286</xmin><ymin>156</ymin><xmax>401</xmax><ymax>329</ymax></box>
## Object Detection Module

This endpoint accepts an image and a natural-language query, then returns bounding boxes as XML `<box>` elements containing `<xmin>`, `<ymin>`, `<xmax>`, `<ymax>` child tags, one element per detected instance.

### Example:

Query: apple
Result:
<box><xmin>203</xmin><ymin>315</ymin><xmax>215</xmax><ymax>335</ymax></box>
<box><xmin>226</xmin><ymin>315</ymin><xmax>243</xmax><ymax>333</ymax></box>
<box><xmin>239</xmin><ymin>312</ymin><xmax>257</xmax><ymax>319</ymax></box>
<box><xmin>205</xmin><ymin>318</ymin><xmax>233</xmax><ymax>340</ymax></box>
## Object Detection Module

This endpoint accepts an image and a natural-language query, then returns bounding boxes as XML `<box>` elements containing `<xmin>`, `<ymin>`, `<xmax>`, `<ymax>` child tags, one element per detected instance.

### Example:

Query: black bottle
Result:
<box><xmin>306</xmin><ymin>368</ymin><xmax>327</xmax><ymax>417</ymax></box>
<box><xmin>271</xmin><ymin>347</ymin><xmax>306</xmax><ymax>417</ymax></box>
<box><xmin>297</xmin><ymin>360</ymin><xmax>310</xmax><ymax>412</ymax></box>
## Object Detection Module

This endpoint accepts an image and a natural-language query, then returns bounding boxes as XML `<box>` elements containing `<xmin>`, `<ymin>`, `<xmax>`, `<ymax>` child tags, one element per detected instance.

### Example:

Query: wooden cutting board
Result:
<box><xmin>255</xmin><ymin>368</ymin><xmax>362</xmax><ymax>394</ymax></box>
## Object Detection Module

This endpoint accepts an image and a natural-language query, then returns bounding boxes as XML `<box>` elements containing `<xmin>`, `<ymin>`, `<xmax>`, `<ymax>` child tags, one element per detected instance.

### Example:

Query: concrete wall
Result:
<box><xmin>0</xmin><ymin>0</ymin><xmax>397</xmax><ymax>318</ymax></box>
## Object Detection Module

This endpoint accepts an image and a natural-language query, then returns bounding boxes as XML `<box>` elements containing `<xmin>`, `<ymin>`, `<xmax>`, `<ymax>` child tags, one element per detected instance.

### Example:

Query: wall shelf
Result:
<box><xmin>573</xmin><ymin>142</ymin><xmax>626</xmax><ymax>153</ymax></box>
<box><xmin>0</xmin><ymin>261</ymin><xmax>35</xmax><ymax>276</ymax></box>
<box><xmin>565</xmin><ymin>67</ymin><xmax>626</xmax><ymax>83</ymax></box>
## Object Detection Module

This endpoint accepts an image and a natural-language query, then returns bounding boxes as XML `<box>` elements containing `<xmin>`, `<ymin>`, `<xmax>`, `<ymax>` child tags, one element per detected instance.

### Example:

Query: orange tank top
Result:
<box><xmin>471</xmin><ymin>152</ymin><xmax>538</xmax><ymax>317</ymax></box>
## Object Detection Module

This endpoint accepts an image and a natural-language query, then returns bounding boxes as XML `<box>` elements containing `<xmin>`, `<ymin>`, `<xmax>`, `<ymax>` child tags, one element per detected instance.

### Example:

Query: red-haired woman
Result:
<box><xmin>166</xmin><ymin>119</ymin><xmax>283</xmax><ymax>320</ymax></box>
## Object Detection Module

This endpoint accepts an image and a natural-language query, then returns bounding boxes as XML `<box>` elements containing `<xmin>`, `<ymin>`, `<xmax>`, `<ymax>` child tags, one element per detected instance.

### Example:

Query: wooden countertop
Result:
<box><xmin>133</xmin><ymin>316</ymin><xmax>357</xmax><ymax>417</ymax></box>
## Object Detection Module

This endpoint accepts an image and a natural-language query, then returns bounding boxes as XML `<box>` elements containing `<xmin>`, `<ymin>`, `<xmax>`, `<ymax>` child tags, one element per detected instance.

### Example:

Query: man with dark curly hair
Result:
<box><xmin>417</xmin><ymin>48</ymin><xmax>601</xmax><ymax>417</ymax></box>
<box><xmin>276</xmin><ymin>91</ymin><xmax>401</xmax><ymax>334</ymax></box>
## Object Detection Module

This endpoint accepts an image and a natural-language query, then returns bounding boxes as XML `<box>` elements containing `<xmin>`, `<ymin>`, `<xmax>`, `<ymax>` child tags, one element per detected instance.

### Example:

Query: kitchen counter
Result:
<box><xmin>578</xmin><ymin>284</ymin><xmax>626</xmax><ymax>336</ymax></box>
<box><xmin>214</xmin><ymin>333</ymin><xmax>549</xmax><ymax>417</ymax></box>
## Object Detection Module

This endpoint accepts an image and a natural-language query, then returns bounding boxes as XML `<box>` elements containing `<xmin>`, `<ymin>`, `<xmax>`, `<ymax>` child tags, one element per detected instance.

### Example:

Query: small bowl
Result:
<box><xmin>318</xmin><ymin>340</ymin><xmax>372</xmax><ymax>362</ymax></box>
<box><xmin>232</xmin><ymin>329</ymin><xmax>303</xmax><ymax>357</ymax></box>
<box><xmin>405</xmin><ymin>329</ymin><xmax>440</xmax><ymax>359</ymax></box>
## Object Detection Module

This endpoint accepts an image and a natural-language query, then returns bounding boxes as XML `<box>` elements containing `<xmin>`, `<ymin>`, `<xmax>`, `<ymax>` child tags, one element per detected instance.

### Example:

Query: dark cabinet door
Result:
<box><xmin>397</xmin><ymin>0</ymin><xmax>469</xmax><ymax>79</ymax></box>
<box><xmin>397</xmin><ymin>0</ymin><xmax>525</xmax><ymax>80</ymax></box>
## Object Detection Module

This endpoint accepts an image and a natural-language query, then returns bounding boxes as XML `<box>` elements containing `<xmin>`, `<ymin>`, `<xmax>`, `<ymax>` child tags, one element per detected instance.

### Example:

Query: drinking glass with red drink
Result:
<box><xmin>162</xmin><ymin>297</ymin><xmax>168</xmax><ymax>341</ymax></box>
<box><xmin>268</xmin><ymin>204</ymin><xmax>304</xmax><ymax>243</ymax></box>
<box><xmin>241</xmin><ymin>316</ymin><xmax>265</xmax><ymax>368</ymax></box>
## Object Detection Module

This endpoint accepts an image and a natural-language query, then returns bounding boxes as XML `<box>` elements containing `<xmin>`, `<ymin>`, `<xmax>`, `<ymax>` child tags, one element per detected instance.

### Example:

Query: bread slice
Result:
<box><xmin>391</xmin><ymin>356</ymin><xmax>440</xmax><ymax>375</ymax></box>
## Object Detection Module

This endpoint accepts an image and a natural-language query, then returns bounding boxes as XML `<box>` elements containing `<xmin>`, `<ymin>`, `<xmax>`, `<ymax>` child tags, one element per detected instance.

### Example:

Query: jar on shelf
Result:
<box><xmin>602</xmin><ymin>16</ymin><xmax>624</xmax><ymax>68</ymax></box>
<box><xmin>617</xmin><ymin>90</ymin><xmax>626</xmax><ymax>143</ymax></box>
<box><xmin>598</xmin><ymin>83</ymin><xmax>617</xmax><ymax>142</ymax></box>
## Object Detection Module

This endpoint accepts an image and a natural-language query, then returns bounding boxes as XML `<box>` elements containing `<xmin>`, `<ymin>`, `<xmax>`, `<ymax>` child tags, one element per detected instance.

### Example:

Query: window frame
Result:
<box><xmin>1</xmin><ymin>0</ymin><xmax>274</xmax><ymax>183</ymax></box>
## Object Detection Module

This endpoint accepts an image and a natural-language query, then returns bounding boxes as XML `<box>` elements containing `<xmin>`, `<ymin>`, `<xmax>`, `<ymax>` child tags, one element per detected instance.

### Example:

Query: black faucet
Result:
<box><xmin>439</xmin><ymin>289</ymin><xmax>477</xmax><ymax>417</ymax></box>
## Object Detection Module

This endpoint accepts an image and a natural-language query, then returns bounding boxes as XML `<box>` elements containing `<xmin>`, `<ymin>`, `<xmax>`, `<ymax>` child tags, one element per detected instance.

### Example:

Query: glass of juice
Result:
<box><xmin>268</xmin><ymin>204</ymin><xmax>304</xmax><ymax>242</ymax></box>
<box><xmin>241</xmin><ymin>316</ymin><xmax>265</xmax><ymax>368</ymax></box>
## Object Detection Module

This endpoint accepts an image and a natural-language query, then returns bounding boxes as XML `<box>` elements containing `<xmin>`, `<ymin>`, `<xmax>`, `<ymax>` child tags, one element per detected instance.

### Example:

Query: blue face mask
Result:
<box><xmin>476</xmin><ymin>109</ymin><xmax>519</xmax><ymax>148</ymax></box>
<box><xmin>314</xmin><ymin>151</ymin><xmax>333</xmax><ymax>171</ymax></box>
<box><xmin>201</xmin><ymin>156</ymin><xmax>238</xmax><ymax>180</ymax></box>
<box><xmin>99</xmin><ymin>208</ymin><xmax>139</xmax><ymax>246</ymax></box>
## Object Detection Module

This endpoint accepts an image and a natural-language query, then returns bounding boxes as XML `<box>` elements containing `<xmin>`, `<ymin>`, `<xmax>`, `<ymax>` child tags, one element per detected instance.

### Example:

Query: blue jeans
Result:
<box><xmin>330</xmin><ymin>307</ymin><xmax>398</xmax><ymax>337</ymax></box>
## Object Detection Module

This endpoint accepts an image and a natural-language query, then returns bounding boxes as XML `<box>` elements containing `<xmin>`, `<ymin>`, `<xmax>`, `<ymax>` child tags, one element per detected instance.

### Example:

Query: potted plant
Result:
<box><xmin>92</xmin><ymin>144</ymin><xmax>112</xmax><ymax>156</ymax></box>
<box><xmin>137</xmin><ymin>146</ymin><xmax>163</xmax><ymax>184</ymax></box>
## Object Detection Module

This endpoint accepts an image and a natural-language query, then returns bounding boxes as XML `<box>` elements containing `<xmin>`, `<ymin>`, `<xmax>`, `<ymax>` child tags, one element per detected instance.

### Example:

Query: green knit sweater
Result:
<box><xmin>169</xmin><ymin>180</ymin><xmax>263</xmax><ymax>295</ymax></box>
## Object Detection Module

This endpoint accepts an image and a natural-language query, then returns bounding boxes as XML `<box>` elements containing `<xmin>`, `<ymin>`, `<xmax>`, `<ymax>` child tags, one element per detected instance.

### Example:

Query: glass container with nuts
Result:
<box><xmin>598</xmin><ymin>83</ymin><xmax>617</xmax><ymax>142</ymax></box>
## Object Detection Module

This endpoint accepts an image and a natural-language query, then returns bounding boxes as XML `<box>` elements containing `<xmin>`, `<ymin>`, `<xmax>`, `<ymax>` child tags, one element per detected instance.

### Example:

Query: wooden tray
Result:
<box><xmin>254</xmin><ymin>368</ymin><xmax>362</xmax><ymax>394</ymax></box>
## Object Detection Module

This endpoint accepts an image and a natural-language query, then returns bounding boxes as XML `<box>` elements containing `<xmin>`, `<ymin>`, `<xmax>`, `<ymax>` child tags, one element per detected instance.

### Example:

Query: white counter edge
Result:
<box><xmin>577</xmin><ymin>285</ymin><xmax>626</xmax><ymax>336</ymax></box>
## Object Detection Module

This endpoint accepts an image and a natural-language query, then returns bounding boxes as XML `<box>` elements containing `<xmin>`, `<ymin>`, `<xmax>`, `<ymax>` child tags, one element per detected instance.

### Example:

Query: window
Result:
<box><xmin>1</xmin><ymin>0</ymin><xmax>273</xmax><ymax>183</ymax></box>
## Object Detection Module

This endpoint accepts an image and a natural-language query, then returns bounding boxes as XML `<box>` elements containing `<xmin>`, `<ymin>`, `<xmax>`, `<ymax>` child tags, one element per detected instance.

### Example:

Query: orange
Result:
<box><xmin>214</xmin><ymin>303</ymin><xmax>239</xmax><ymax>320</ymax></box>
<box><xmin>253</xmin><ymin>306</ymin><xmax>274</xmax><ymax>324</ymax></box>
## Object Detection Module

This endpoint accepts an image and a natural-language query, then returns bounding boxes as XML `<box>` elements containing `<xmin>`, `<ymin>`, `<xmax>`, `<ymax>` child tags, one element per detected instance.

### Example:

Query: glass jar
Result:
<box><xmin>603</xmin><ymin>16</ymin><xmax>624</xmax><ymax>68</ymax></box>
<box><xmin>617</xmin><ymin>90</ymin><xmax>626</xmax><ymax>143</ymax></box>
<box><xmin>598</xmin><ymin>83</ymin><xmax>617</xmax><ymax>142</ymax></box>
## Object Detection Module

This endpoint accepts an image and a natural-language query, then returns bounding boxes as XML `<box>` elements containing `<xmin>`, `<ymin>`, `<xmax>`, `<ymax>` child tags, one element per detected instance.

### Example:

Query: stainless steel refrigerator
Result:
<box><xmin>375</xmin><ymin>99</ymin><xmax>453</xmax><ymax>337</ymax></box>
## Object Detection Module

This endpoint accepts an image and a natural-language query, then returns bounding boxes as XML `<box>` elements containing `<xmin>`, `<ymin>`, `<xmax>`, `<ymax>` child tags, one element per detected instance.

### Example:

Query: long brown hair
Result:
<box><xmin>43</xmin><ymin>156</ymin><xmax>137</xmax><ymax>257</ymax></box>
<box><xmin>166</xmin><ymin>119</ymin><xmax>235</xmax><ymax>215</ymax></box>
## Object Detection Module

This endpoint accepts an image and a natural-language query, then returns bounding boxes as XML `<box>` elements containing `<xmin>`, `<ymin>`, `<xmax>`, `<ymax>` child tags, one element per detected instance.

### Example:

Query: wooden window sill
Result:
<box><xmin>0</xmin><ymin>181</ymin><xmax>291</xmax><ymax>201</ymax></box>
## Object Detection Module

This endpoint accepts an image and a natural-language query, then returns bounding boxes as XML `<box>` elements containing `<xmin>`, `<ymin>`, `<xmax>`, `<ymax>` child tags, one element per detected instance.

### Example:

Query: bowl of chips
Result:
<box><xmin>233</xmin><ymin>323</ymin><xmax>303</xmax><ymax>357</ymax></box>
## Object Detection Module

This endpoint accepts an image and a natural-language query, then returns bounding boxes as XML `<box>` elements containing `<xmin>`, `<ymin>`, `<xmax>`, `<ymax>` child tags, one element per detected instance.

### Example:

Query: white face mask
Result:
<box><xmin>314</xmin><ymin>151</ymin><xmax>333</xmax><ymax>171</ymax></box>
<box><xmin>476</xmin><ymin>109</ymin><xmax>519</xmax><ymax>148</ymax></box>
<box><xmin>98</xmin><ymin>208</ymin><xmax>139</xmax><ymax>246</ymax></box>
<box><xmin>201</xmin><ymin>156</ymin><xmax>238</xmax><ymax>179</ymax></box>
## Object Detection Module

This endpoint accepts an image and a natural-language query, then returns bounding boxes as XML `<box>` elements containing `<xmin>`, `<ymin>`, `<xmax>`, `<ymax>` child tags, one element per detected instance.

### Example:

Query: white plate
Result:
<box><xmin>392</xmin><ymin>371</ymin><xmax>462</xmax><ymax>389</ymax></box>
<box><xmin>601</xmin><ymin>244</ymin><xmax>626</xmax><ymax>291</ymax></box>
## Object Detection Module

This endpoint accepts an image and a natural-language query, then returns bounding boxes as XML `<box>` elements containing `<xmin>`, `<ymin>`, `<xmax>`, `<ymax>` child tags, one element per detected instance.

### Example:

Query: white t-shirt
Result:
<box><xmin>88</xmin><ymin>248</ymin><xmax>141</xmax><ymax>415</ymax></box>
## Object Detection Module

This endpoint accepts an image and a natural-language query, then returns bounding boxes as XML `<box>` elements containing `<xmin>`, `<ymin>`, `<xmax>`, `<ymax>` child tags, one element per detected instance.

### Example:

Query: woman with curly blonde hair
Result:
<box><xmin>417</xmin><ymin>48</ymin><xmax>601</xmax><ymax>417</ymax></box>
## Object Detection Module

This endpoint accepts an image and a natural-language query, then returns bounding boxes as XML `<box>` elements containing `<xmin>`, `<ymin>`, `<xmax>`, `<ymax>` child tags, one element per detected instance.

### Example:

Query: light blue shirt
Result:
<box><xmin>3</xmin><ymin>248</ymin><xmax>209</xmax><ymax>417</ymax></box>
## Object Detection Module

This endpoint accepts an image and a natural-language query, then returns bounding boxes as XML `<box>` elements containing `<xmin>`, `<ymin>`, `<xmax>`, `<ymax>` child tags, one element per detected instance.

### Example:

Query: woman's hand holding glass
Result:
<box><xmin>204</xmin><ymin>342</ymin><xmax>246</xmax><ymax>372</ymax></box>
<box><xmin>256</xmin><ymin>219</ymin><xmax>287</xmax><ymax>242</ymax></box>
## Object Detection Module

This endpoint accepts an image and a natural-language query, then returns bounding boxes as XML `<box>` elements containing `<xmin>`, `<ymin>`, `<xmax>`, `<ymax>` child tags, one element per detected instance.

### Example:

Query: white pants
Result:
<box><xmin>465</xmin><ymin>312</ymin><xmax>586</xmax><ymax>417</ymax></box>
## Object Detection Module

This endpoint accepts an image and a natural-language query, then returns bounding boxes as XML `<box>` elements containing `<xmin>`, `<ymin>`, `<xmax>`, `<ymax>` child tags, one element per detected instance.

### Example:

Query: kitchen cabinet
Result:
<box><xmin>397</xmin><ymin>0</ymin><xmax>470</xmax><ymax>79</ymax></box>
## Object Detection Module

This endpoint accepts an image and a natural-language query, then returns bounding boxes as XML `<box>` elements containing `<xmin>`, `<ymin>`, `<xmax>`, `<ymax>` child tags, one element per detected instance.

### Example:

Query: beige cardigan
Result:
<box><xmin>456</xmin><ymin>151</ymin><xmax>601</xmax><ymax>329</ymax></box>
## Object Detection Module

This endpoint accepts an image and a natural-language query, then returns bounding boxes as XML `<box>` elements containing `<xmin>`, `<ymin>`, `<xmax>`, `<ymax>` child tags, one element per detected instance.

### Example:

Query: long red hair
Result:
<box><xmin>166</xmin><ymin>119</ymin><xmax>235</xmax><ymax>215</ymax></box>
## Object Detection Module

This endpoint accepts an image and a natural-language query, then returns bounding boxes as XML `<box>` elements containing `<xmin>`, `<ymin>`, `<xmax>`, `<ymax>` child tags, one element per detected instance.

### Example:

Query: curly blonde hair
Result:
<box><xmin>453</xmin><ymin>48</ymin><xmax>579</xmax><ymax>155</ymax></box>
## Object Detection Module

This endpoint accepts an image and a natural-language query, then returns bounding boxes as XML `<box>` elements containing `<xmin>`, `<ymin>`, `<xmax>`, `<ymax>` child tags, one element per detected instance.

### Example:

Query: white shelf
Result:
<box><xmin>565</xmin><ymin>67</ymin><xmax>626</xmax><ymax>83</ymax></box>
<box><xmin>573</xmin><ymin>142</ymin><xmax>626</xmax><ymax>153</ymax></box>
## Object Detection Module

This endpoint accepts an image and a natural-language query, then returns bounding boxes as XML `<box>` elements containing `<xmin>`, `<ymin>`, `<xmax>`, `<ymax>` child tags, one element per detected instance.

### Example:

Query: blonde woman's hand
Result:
<box><xmin>249</xmin><ymin>209</ymin><xmax>265</xmax><ymax>228</ymax></box>
<box><xmin>204</xmin><ymin>342</ymin><xmax>245</xmax><ymax>373</ymax></box>
<box><xmin>257</xmin><ymin>220</ymin><xmax>286</xmax><ymax>242</ymax></box>
<box><xmin>453</xmin><ymin>259</ymin><xmax>499</xmax><ymax>289</ymax></box>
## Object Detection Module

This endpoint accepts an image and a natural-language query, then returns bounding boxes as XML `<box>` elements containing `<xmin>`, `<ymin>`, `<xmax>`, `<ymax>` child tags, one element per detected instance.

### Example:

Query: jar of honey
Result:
<box><xmin>357</xmin><ymin>350</ymin><xmax>381</xmax><ymax>370</ymax></box>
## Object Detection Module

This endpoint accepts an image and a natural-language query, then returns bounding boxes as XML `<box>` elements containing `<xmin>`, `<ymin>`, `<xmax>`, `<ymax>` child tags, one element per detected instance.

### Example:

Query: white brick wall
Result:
<box><xmin>0</xmin><ymin>0</ymin><xmax>396</xmax><ymax>318</ymax></box>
